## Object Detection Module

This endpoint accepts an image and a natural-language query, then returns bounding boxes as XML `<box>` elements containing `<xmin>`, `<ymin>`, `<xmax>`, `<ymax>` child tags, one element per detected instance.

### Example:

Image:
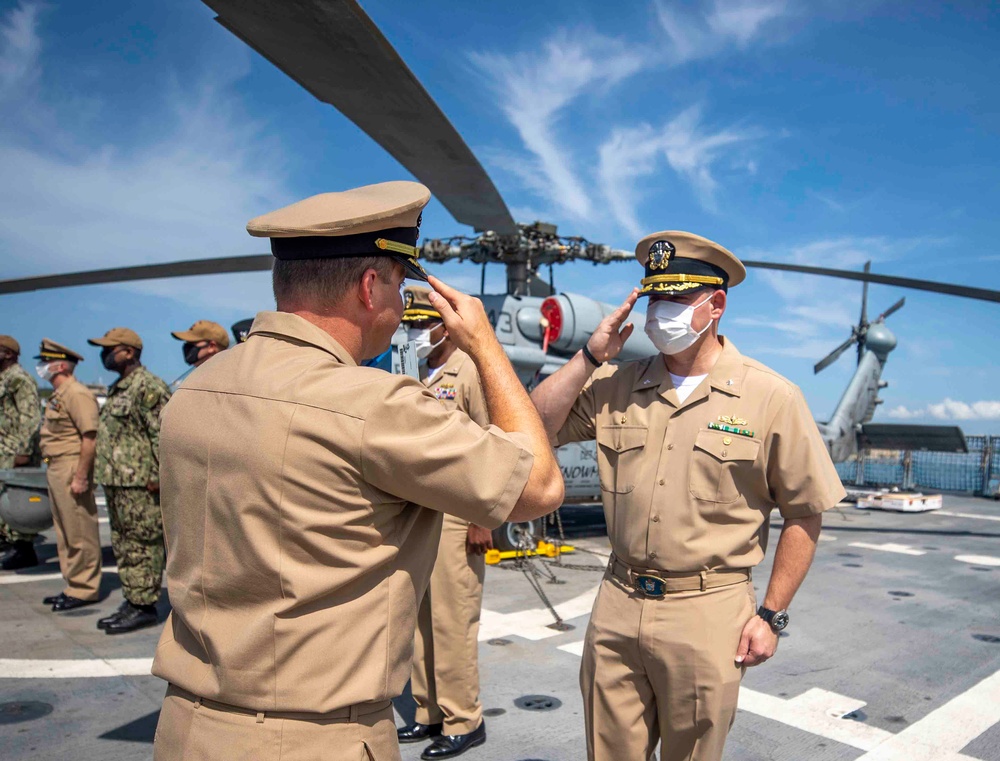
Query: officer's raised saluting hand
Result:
<box><xmin>427</xmin><ymin>276</ymin><xmax>499</xmax><ymax>359</ymax></box>
<box><xmin>584</xmin><ymin>288</ymin><xmax>640</xmax><ymax>364</ymax></box>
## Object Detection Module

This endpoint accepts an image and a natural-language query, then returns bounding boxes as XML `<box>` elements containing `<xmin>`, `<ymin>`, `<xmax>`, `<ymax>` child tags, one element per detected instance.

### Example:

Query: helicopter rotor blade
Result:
<box><xmin>743</xmin><ymin>260</ymin><xmax>1000</xmax><ymax>304</ymax></box>
<box><xmin>0</xmin><ymin>255</ymin><xmax>273</xmax><ymax>295</ymax></box>
<box><xmin>203</xmin><ymin>0</ymin><xmax>517</xmax><ymax>235</ymax></box>
<box><xmin>860</xmin><ymin>260</ymin><xmax>870</xmax><ymax>326</ymax></box>
<box><xmin>814</xmin><ymin>335</ymin><xmax>858</xmax><ymax>375</ymax></box>
<box><xmin>878</xmin><ymin>296</ymin><xmax>906</xmax><ymax>322</ymax></box>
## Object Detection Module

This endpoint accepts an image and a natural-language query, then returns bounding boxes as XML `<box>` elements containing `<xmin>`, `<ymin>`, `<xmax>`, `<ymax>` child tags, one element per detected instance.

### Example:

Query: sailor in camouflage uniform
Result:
<box><xmin>0</xmin><ymin>335</ymin><xmax>43</xmax><ymax>570</ymax></box>
<box><xmin>88</xmin><ymin>327</ymin><xmax>171</xmax><ymax>634</ymax></box>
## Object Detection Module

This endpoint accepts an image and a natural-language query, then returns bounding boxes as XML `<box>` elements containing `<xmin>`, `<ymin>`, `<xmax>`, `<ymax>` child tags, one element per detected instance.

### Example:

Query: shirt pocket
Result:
<box><xmin>690</xmin><ymin>428</ymin><xmax>761</xmax><ymax>503</ymax></box>
<box><xmin>596</xmin><ymin>425</ymin><xmax>648</xmax><ymax>494</ymax></box>
<box><xmin>107</xmin><ymin>396</ymin><xmax>132</xmax><ymax>419</ymax></box>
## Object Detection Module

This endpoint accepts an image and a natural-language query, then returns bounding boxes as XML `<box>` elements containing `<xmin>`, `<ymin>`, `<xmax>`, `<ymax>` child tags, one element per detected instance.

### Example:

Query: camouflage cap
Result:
<box><xmin>35</xmin><ymin>338</ymin><xmax>84</xmax><ymax>362</ymax></box>
<box><xmin>171</xmin><ymin>320</ymin><xmax>230</xmax><ymax>349</ymax></box>
<box><xmin>0</xmin><ymin>335</ymin><xmax>20</xmax><ymax>355</ymax></box>
<box><xmin>400</xmin><ymin>286</ymin><xmax>442</xmax><ymax>323</ymax></box>
<box><xmin>87</xmin><ymin>327</ymin><xmax>143</xmax><ymax>350</ymax></box>
<box><xmin>635</xmin><ymin>231</ymin><xmax>746</xmax><ymax>297</ymax></box>
<box><xmin>247</xmin><ymin>181</ymin><xmax>431</xmax><ymax>282</ymax></box>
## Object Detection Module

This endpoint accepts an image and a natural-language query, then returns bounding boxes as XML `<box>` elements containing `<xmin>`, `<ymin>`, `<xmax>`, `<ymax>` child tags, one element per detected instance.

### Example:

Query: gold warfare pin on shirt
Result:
<box><xmin>709</xmin><ymin>415</ymin><xmax>754</xmax><ymax>438</ymax></box>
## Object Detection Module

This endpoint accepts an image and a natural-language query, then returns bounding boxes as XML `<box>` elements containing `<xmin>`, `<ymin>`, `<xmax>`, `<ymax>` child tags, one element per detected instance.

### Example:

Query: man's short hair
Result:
<box><xmin>272</xmin><ymin>256</ymin><xmax>397</xmax><ymax>308</ymax></box>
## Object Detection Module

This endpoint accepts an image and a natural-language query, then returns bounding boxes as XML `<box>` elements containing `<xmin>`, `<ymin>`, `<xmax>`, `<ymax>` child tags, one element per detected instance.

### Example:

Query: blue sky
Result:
<box><xmin>1</xmin><ymin>0</ymin><xmax>999</xmax><ymax>431</ymax></box>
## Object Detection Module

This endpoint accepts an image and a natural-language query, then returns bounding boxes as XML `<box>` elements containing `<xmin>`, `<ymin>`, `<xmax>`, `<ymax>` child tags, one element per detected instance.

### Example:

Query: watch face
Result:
<box><xmin>772</xmin><ymin>611</ymin><xmax>790</xmax><ymax>630</ymax></box>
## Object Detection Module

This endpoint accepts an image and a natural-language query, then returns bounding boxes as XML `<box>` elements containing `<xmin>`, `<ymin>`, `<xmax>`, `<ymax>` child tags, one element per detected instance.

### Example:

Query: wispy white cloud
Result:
<box><xmin>0</xmin><ymin>1</ymin><xmax>288</xmax><ymax>312</ymax></box>
<box><xmin>598</xmin><ymin>106</ymin><xmax>761</xmax><ymax>236</ymax></box>
<box><xmin>0</xmin><ymin>0</ymin><xmax>41</xmax><ymax>98</ymax></box>
<box><xmin>654</xmin><ymin>0</ymin><xmax>789</xmax><ymax>64</ymax></box>
<box><xmin>889</xmin><ymin>399</ymin><xmax>1000</xmax><ymax>421</ymax></box>
<box><xmin>471</xmin><ymin>31</ymin><xmax>643</xmax><ymax>220</ymax></box>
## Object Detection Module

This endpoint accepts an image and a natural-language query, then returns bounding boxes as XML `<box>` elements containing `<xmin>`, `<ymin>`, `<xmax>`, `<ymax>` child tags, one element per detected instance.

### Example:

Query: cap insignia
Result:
<box><xmin>404</xmin><ymin>292</ymin><xmax>414</xmax><ymax>309</ymax></box>
<box><xmin>648</xmin><ymin>240</ymin><xmax>675</xmax><ymax>271</ymax></box>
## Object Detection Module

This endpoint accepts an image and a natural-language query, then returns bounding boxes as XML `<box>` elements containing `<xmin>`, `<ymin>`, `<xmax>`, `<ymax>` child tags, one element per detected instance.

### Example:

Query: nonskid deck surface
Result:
<box><xmin>1</xmin><ymin>497</ymin><xmax>999</xmax><ymax>761</ymax></box>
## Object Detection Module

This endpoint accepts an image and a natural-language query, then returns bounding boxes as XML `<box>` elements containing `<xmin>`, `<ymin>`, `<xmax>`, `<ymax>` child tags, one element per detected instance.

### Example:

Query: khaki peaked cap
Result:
<box><xmin>0</xmin><ymin>335</ymin><xmax>20</xmax><ymax>355</ymax></box>
<box><xmin>401</xmin><ymin>286</ymin><xmax>441</xmax><ymax>323</ymax></box>
<box><xmin>635</xmin><ymin>231</ymin><xmax>746</xmax><ymax>297</ymax></box>
<box><xmin>247</xmin><ymin>181</ymin><xmax>431</xmax><ymax>281</ymax></box>
<box><xmin>171</xmin><ymin>320</ymin><xmax>230</xmax><ymax>349</ymax></box>
<box><xmin>36</xmin><ymin>338</ymin><xmax>84</xmax><ymax>362</ymax></box>
<box><xmin>87</xmin><ymin>327</ymin><xmax>143</xmax><ymax>350</ymax></box>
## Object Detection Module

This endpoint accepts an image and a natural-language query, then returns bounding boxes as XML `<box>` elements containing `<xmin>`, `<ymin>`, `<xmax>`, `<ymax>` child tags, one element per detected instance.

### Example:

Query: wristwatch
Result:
<box><xmin>757</xmin><ymin>606</ymin><xmax>789</xmax><ymax>631</ymax></box>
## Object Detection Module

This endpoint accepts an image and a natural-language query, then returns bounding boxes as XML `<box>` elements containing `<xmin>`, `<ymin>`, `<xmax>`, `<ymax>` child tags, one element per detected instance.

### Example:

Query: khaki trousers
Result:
<box><xmin>46</xmin><ymin>455</ymin><xmax>101</xmax><ymax>601</ymax></box>
<box><xmin>411</xmin><ymin>514</ymin><xmax>486</xmax><ymax>735</ymax></box>
<box><xmin>154</xmin><ymin>685</ymin><xmax>401</xmax><ymax>761</ymax></box>
<box><xmin>581</xmin><ymin>571</ymin><xmax>756</xmax><ymax>761</ymax></box>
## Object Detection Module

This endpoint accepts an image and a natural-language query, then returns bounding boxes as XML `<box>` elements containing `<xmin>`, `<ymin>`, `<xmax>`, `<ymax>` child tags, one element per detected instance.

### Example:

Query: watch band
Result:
<box><xmin>756</xmin><ymin>606</ymin><xmax>776</xmax><ymax>624</ymax></box>
<box><xmin>581</xmin><ymin>343</ymin><xmax>602</xmax><ymax>368</ymax></box>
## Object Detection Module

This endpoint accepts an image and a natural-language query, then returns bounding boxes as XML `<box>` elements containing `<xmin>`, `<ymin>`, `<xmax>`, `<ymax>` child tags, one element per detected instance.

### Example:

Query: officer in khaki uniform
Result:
<box><xmin>33</xmin><ymin>339</ymin><xmax>103</xmax><ymax>610</ymax></box>
<box><xmin>88</xmin><ymin>327</ymin><xmax>171</xmax><ymax>634</ymax></box>
<box><xmin>171</xmin><ymin>320</ymin><xmax>230</xmax><ymax>368</ymax></box>
<box><xmin>150</xmin><ymin>181</ymin><xmax>563</xmax><ymax>761</ymax></box>
<box><xmin>397</xmin><ymin>286</ymin><xmax>495</xmax><ymax>759</ymax></box>
<box><xmin>531</xmin><ymin>232</ymin><xmax>846</xmax><ymax>761</ymax></box>
<box><xmin>0</xmin><ymin>335</ymin><xmax>42</xmax><ymax>570</ymax></box>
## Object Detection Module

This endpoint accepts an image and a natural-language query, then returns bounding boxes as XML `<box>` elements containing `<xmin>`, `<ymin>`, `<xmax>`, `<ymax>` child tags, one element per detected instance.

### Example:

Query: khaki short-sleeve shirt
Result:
<box><xmin>423</xmin><ymin>348</ymin><xmax>489</xmax><ymax>530</ymax></box>
<box><xmin>152</xmin><ymin>312</ymin><xmax>533</xmax><ymax>713</ymax></box>
<box><xmin>39</xmin><ymin>377</ymin><xmax>99</xmax><ymax>459</ymax></box>
<box><xmin>556</xmin><ymin>338</ymin><xmax>845</xmax><ymax>571</ymax></box>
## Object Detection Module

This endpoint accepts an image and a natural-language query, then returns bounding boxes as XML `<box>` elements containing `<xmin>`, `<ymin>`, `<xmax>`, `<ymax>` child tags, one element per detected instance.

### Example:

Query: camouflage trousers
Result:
<box><xmin>104</xmin><ymin>486</ymin><xmax>164</xmax><ymax>606</ymax></box>
<box><xmin>0</xmin><ymin>451</ymin><xmax>36</xmax><ymax>544</ymax></box>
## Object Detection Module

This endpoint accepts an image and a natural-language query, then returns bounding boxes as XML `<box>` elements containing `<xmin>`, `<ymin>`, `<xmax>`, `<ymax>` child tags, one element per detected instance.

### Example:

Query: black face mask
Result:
<box><xmin>100</xmin><ymin>347</ymin><xmax>117</xmax><ymax>371</ymax></box>
<box><xmin>182</xmin><ymin>342</ymin><xmax>202</xmax><ymax>366</ymax></box>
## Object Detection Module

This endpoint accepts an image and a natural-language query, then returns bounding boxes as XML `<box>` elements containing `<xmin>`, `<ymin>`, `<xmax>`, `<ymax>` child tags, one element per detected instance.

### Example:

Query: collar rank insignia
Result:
<box><xmin>434</xmin><ymin>383</ymin><xmax>457</xmax><ymax>401</ymax></box>
<box><xmin>648</xmin><ymin>240</ymin><xmax>675</xmax><ymax>271</ymax></box>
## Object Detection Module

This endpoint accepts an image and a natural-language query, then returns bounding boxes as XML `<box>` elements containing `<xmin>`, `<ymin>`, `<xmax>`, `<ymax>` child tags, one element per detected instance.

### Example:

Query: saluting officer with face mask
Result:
<box><xmin>531</xmin><ymin>231</ymin><xmax>845</xmax><ymax>761</ymax></box>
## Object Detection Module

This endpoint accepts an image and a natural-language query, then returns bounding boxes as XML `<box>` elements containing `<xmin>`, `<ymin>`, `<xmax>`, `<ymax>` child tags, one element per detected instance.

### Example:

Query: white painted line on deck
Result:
<box><xmin>848</xmin><ymin>542</ymin><xmax>926</xmax><ymax>556</ymax></box>
<box><xmin>738</xmin><ymin>687</ymin><xmax>892</xmax><ymax>751</ymax></box>
<box><xmin>955</xmin><ymin>554</ymin><xmax>1000</xmax><ymax>567</ymax></box>
<box><xmin>479</xmin><ymin>585</ymin><xmax>599</xmax><ymax>642</ymax></box>
<box><xmin>854</xmin><ymin>668</ymin><xmax>1000</xmax><ymax>760</ymax></box>
<box><xmin>0</xmin><ymin>657</ymin><xmax>153</xmax><ymax>679</ymax></box>
<box><xmin>0</xmin><ymin>567</ymin><xmax>118</xmax><ymax>585</ymax></box>
<box><xmin>935</xmin><ymin>511</ymin><xmax>1000</xmax><ymax>523</ymax></box>
<box><xmin>819</xmin><ymin>534</ymin><xmax>837</xmax><ymax>542</ymax></box>
<box><xmin>557</xmin><ymin>640</ymin><xmax>586</xmax><ymax>657</ymax></box>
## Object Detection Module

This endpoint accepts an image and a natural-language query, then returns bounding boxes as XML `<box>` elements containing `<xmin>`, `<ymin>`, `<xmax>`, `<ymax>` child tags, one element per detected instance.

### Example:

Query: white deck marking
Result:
<box><xmin>0</xmin><ymin>657</ymin><xmax>153</xmax><ymax>678</ymax></box>
<box><xmin>848</xmin><ymin>542</ymin><xmax>926</xmax><ymax>556</ymax></box>
<box><xmin>819</xmin><ymin>534</ymin><xmax>837</xmax><ymax>542</ymax></box>
<box><xmin>935</xmin><ymin>510</ymin><xmax>1000</xmax><ymax>523</ymax></box>
<box><xmin>738</xmin><ymin>687</ymin><xmax>892</xmax><ymax>751</ymax></box>
<box><xmin>854</xmin><ymin>668</ymin><xmax>1000</xmax><ymax>760</ymax></box>
<box><xmin>955</xmin><ymin>554</ymin><xmax>1000</xmax><ymax>567</ymax></box>
<box><xmin>479</xmin><ymin>585</ymin><xmax>599</xmax><ymax>642</ymax></box>
<box><xmin>557</xmin><ymin>640</ymin><xmax>586</xmax><ymax>657</ymax></box>
<box><xmin>0</xmin><ymin>567</ymin><xmax>118</xmax><ymax>585</ymax></box>
<box><xmin>558</xmin><ymin>633</ymin><xmax>999</xmax><ymax>758</ymax></box>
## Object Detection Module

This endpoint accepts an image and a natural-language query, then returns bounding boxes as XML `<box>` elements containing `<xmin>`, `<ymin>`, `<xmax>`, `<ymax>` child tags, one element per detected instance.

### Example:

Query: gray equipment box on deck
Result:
<box><xmin>0</xmin><ymin>468</ymin><xmax>53</xmax><ymax>533</ymax></box>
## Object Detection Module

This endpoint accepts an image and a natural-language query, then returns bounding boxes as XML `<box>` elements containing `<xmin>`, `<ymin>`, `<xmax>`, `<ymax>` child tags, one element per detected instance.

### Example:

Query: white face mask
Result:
<box><xmin>35</xmin><ymin>361</ymin><xmax>57</xmax><ymax>382</ymax></box>
<box><xmin>407</xmin><ymin>325</ymin><xmax>445</xmax><ymax>360</ymax></box>
<box><xmin>644</xmin><ymin>295</ymin><xmax>714</xmax><ymax>355</ymax></box>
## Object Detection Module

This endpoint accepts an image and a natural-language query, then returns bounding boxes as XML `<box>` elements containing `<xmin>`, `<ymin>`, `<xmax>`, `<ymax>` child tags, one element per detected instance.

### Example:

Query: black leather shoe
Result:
<box><xmin>97</xmin><ymin>600</ymin><xmax>131</xmax><ymax>630</ymax></box>
<box><xmin>104</xmin><ymin>603</ymin><xmax>158</xmax><ymax>635</ymax></box>
<box><xmin>43</xmin><ymin>592</ymin><xmax>68</xmax><ymax>605</ymax></box>
<box><xmin>421</xmin><ymin>722</ymin><xmax>486</xmax><ymax>759</ymax></box>
<box><xmin>1</xmin><ymin>541</ymin><xmax>38</xmax><ymax>570</ymax></box>
<box><xmin>397</xmin><ymin>722</ymin><xmax>443</xmax><ymax>744</ymax></box>
<box><xmin>52</xmin><ymin>595</ymin><xmax>97</xmax><ymax>612</ymax></box>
